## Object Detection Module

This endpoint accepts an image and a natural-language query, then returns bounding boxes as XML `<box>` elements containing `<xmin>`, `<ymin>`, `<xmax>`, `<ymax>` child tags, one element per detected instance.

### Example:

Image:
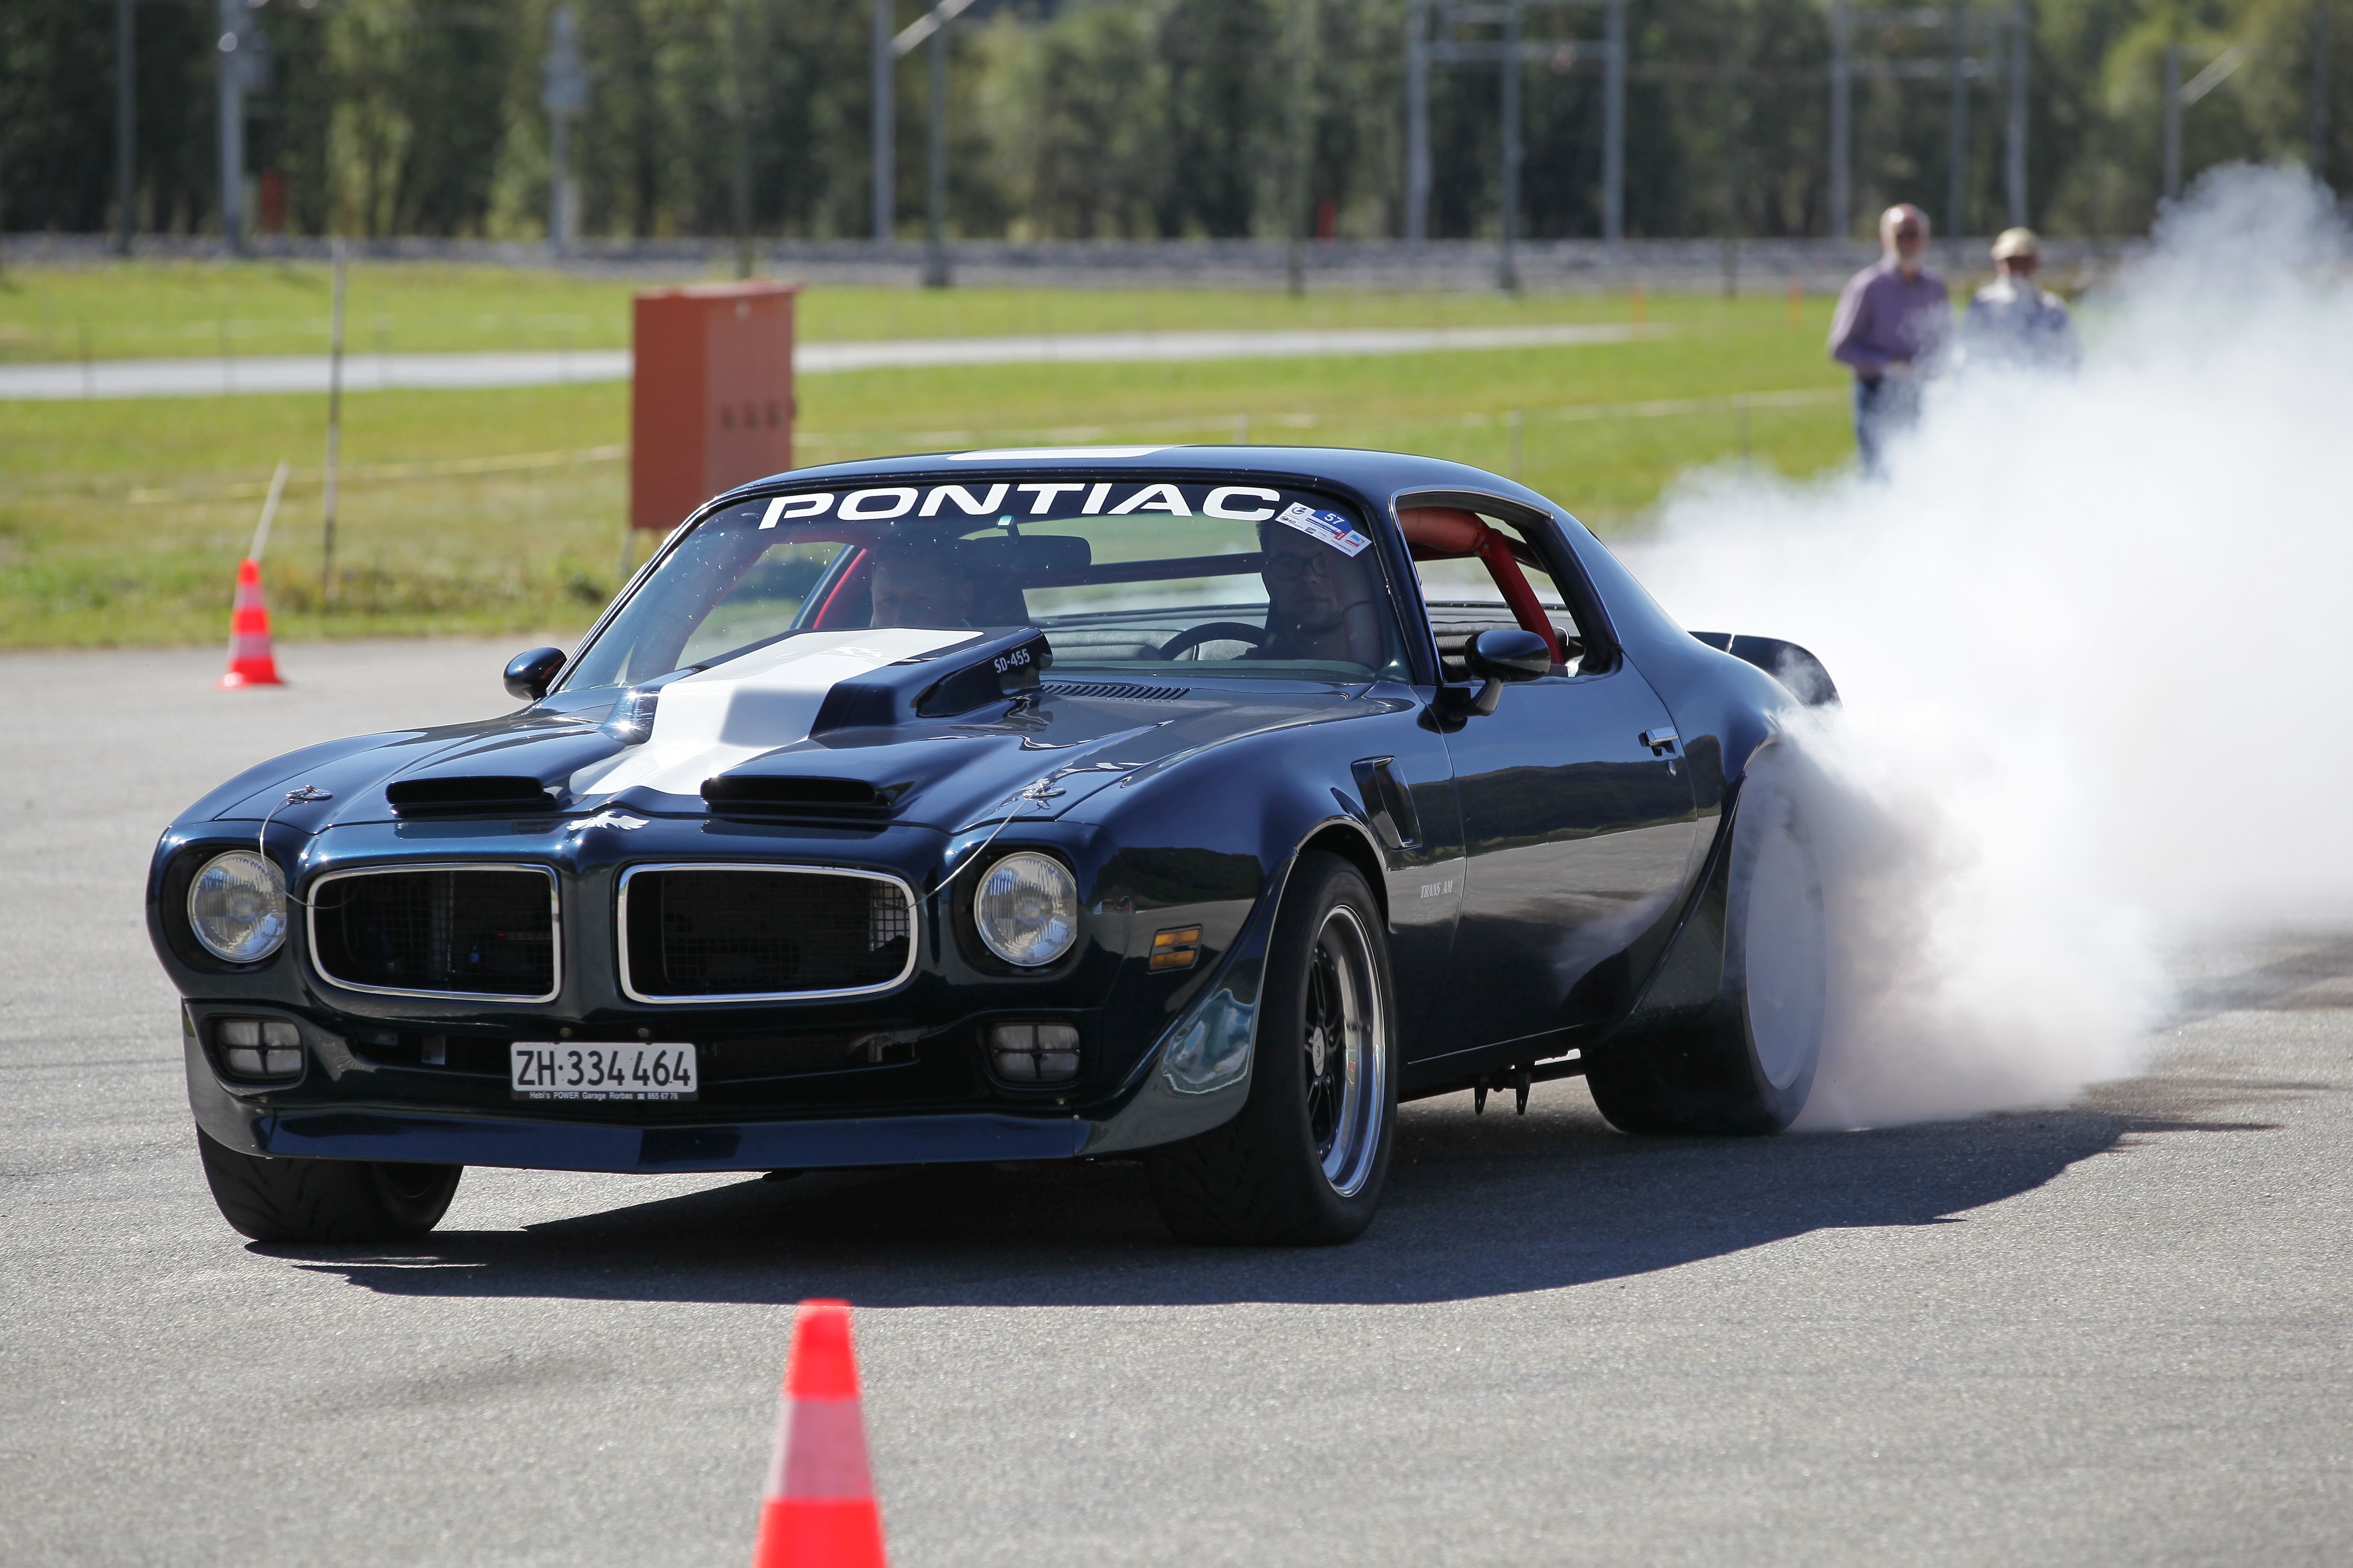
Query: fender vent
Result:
<box><xmin>1038</xmin><ymin>682</ymin><xmax>1190</xmax><ymax>702</ymax></box>
<box><xmin>385</xmin><ymin>776</ymin><xmax>558</xmax><ymax>818</ymax></box>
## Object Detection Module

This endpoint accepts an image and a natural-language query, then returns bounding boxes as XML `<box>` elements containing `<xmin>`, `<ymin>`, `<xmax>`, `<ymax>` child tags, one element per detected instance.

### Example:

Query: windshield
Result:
<box><xmin>561</xmin><ymin>477</ymin><xmax>1409</xmax><ymax>692</ymax></box>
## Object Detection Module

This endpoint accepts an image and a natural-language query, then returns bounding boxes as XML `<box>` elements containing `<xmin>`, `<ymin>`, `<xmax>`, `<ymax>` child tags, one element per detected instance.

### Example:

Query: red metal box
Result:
<box><xmin>629</xmin><ymin>280</ymin><xmax>801</xmax><ymax>531</ymax></box>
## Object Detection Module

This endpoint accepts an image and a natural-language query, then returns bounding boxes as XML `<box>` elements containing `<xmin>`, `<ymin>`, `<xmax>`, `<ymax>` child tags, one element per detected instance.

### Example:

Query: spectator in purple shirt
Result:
<box><xmin>1829</xmin><ymin>203</ymin><xmax>1952</xmax><ymax>476</ymax></box>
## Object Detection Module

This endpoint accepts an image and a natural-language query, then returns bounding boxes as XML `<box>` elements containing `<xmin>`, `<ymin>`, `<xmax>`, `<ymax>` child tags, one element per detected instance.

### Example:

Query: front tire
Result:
<box><xmin>196</xmin><ymin>1131</ymin><xmax>463</xmax><ymax>1243</ymax></box>
<box><xmin>1585</xmin><ymin>777</ymin><xmax>1826</xmax><ymax>1135</ymax></box>
<box><xmin>1146</xmin><ymin>852</ymin><xmax>1398</xmax><ymax>1245</ymax></box>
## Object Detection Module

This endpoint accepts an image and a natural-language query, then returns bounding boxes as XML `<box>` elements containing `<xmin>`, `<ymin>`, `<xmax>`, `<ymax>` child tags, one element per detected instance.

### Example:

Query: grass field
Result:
<box><xmin>0</xmin><ymin>264</ymin><xmax>1853</xmax><ymax>649</ymax></box>
<box><xmin>0</xmin><ymin>260</ymin><xmax>1697</xmax><ymax>361</ymax></box>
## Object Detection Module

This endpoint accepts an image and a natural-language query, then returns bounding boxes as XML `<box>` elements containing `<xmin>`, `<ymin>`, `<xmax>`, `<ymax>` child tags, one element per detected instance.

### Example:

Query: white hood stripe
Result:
<box><xmin>571</xmin><ymin>628</ymin><xmax>975</xmax><ymax>802</ymax></box>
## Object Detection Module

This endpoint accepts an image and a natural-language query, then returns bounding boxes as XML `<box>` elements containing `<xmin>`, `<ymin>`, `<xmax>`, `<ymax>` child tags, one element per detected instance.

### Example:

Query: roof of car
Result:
<box><xmin>739</xmin><ymin>444</ymin><xmax>1575</xmax><ymax>522</ymax></box>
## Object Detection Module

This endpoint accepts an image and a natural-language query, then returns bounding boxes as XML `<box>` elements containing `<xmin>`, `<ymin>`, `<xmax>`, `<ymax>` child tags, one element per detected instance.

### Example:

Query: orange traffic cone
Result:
<box><xmin>751</xmin><ymin>1301</ymin><xmax>887</xmax><ymax>1568</ymax></box>
<box><xmin>218</xmin><ymin>557</ymin><xmax>285</xmax><ymax>689</ymax></box>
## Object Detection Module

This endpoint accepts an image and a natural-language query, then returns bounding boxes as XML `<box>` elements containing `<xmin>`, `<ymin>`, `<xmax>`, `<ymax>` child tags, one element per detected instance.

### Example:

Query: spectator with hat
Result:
<box><xmin>1963</xmin><ymin>227</ymin><xmax>2082</xmax><ymax>372</ymax></box>
<box><xmin>1829</xmin><ymin>203</ymin><xmax>1951</xmax><ymax>478</ymax></box>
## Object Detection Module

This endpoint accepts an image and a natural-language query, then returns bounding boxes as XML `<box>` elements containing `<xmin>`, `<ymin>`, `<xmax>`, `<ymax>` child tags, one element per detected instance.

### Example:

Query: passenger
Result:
<box><xmin>1829</xmin><ymin>203</ymin><xmax>1951</xmax><ymax>479</ymax></box>
<box><xmin>866</xmin><ymin>543</ymin><xmax>974</xmax><ymax>629</ymax></box>
<box><xmin>1255</xmin><ymin>520</ymin><xmax>1386</xmax><ymax>666</ymax></box>
<box><xmin>1961</xmin><ymin>228</ymin><xmax>2081</xmax><ymax>373</ymax></box>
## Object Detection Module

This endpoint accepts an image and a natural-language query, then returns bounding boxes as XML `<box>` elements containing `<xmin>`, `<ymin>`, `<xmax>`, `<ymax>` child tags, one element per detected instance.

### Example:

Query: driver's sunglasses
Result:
<box><xmin>1262</xmin><ymin>552</ymin><xmax>1337</xmax><ymax>581</ymax></box>
<box><xmin>1893</xmin><ymin>226</ymin><xmax>1923</xmax><ymax>240</ymax></box>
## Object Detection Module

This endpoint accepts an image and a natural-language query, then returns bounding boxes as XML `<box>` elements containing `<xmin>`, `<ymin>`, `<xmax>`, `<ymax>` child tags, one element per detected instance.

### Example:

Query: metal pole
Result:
<box><xmin>1947</xmin><ymin>0</ymin><xmax>1968</xmax><ymax>241</ymax></box>
<box><xmin>925</xmin><ymin>23</ymin><xmax>950</xmax><ymax>287</ymax></box>
<box><xmin>1406</xmin><ymin>0</ymin><xmax>1430</xmax><ymax>242</ymax></box>
<box><xmin>116</xmin><ymin>0</ymin><xmax>135</xmax><ymax>256</ymax></box>
<box><xmin>544</xmin><ymin>6</ymin><xmax>586</xmax><ymax>257</ymax></box>
<box><xmin>874</xmin><ymin>0</ymin><xmax>895</xmax><ymax>243</ymax></box>
<box><xmin>2313</xmin><ymin>0</ymin><xmax>2332</xmax><ymax>182</ymax></box>
<box><xmin>321</xmin><ymin>238</ymin><xmax>345</xmax><ymax>605</ymax></box>
<box><xmin>1287</xmin><ymin>0</ymin><xmax>1316</xmax><ymax>296</ymax></box>
<box><xmin>549</xmin><ymin>113</ymin><xmax>570</xmax><ymax>253</ymax></box>
<box><xmin>216</xmin><ymin>0</ymin><xmax>245</xmax><ymax>256</ymax></box>
<box><xmin>733</xmin><ymin>0</ymin><xmax>754</xmax><ymax>279</ymax></box>
<box><xmin>1500</xmin><ymin>0</ymin><xmax>1521</xmax><ymax>290</ymax></box>
<box><xmin>2163</xmin><ymin>44</ymin><xmax>2182</xmax><ymax>201</ymax></box>
<box><xmin>1830</xmin><ymin>0</ymin><xmax>1851</xmax><ymax>237</ymax></box>
<box><xmin>2006</xmin><ymin>0</ymin><xmax>2028</xmax><ymax>226</ymax></box>
<box><xmin>1604</xmin><ymin>0</ymin><xmax>1626</xmax><ymax>247</ymax></box>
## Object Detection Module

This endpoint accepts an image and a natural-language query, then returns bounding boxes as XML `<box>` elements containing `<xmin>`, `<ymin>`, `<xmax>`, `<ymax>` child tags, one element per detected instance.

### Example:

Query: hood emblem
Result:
<box><xmin>565</xmin><ymin>808</ymin><xmax>652</xmax><ymax>835</ymax></box>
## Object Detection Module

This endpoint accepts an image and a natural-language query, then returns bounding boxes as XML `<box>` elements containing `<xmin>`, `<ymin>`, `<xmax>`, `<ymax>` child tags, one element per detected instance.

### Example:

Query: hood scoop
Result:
<box><xmin>386</xmin><ymin>775</ymin><xmax>560</xmax><ymax>818</ymax></box>
<box><xmin>701</xmin><ymin>774</ymin><xmax>896</xmax><ymax>820</ymax></box>
<box><xmin>813</xmin><ymin>627</ymin><xmax>1053</xmax><ymax>733</ymax></box>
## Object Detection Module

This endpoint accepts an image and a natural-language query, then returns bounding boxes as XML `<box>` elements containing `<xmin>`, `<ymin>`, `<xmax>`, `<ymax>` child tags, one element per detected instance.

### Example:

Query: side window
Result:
<box><xmin>1402</xmin><ymin>508</ymin><xmax>1586</xmax><ymax>677</ymax></box>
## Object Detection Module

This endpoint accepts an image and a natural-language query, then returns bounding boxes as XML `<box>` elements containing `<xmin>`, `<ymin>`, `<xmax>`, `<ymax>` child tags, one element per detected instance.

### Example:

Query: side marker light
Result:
<box><xmin>1149</xmin><ymin>926</ymin><xmax>1203</xmax><ymax>971</ymax></box>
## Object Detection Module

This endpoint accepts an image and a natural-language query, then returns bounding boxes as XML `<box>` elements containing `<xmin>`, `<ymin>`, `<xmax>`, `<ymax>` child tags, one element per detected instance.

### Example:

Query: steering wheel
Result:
<box><xmin>1158</xmin><ymin>621</ymin><xmax>1269</xmax><ymax>661</ymax></box>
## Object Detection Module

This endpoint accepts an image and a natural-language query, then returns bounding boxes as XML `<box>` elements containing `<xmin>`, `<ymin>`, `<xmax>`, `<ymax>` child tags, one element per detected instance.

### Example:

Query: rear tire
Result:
<box><xmin>1146</xmin><ymin>852</ymin><xmax>1397</xmax><ymax>1245</ymax></box>
<box><xmin>1585</xmin><ymin>778</ymin><xmax>1826</xmax><ymax>1135</ymax></box>
<box><xmin>196</xmin><ymin>1131</ymin><xmax>463</xmax><ymax>1243</ymax></box>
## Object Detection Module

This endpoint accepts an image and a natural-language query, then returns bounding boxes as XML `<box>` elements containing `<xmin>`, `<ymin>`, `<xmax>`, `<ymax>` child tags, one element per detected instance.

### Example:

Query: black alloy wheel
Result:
<box><xmin>196</xmin><ymin>1132</ymin><xmax>463</xmax><ymax>1244</ymax></box>
<box><xmin>1146</xmin><ymin>852</ymin><xmax>1397</xmax><ymax>1244</ymax></box>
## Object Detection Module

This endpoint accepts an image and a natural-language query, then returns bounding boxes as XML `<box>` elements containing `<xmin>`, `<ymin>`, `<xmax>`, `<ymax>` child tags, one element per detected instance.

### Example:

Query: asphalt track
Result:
<box><xmin>0</xmin><ymin>323</ymin><xmax>1644</xmax><ymax>400</ymax></box>
<box><xmin>2</xmin><ymin>638</ymin><xmax>2347</xmax><ymax>1566</ymax></box>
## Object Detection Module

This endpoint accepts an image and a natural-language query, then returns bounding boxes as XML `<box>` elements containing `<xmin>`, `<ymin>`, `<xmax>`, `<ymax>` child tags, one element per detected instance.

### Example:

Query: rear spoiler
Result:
<box><xmin>1689</xmin><ymin>632</ymin><xmax>1839</xmax><ymax>707</ymax></box>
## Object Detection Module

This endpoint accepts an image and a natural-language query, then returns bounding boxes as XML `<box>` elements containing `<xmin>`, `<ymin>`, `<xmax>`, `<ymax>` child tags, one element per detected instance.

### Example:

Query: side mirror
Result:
<box><xmin>504</xmin><ymin>646</ymin><xmax>568</xmax><ymax>702</ymax></box>
<box><xmin>1436</xmin><ymin>628</ymin><xmax>1555</xmax><ymax>723</ymax></box>
<box><xmin>1466</xmin><ymin>628</ymin><xmax>1555</xmax><ymax>683</ymax></box>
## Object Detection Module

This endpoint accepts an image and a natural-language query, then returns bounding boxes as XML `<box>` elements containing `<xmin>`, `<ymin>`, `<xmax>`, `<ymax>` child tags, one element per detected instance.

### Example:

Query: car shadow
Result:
<box><xmin>279</xmin><ymin>1065</ymin><xmax>2307</xmax><ymax>1309</ymax></box>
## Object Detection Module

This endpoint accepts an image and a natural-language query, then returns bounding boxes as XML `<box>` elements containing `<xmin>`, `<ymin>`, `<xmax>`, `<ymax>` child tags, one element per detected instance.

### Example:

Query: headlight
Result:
<box><xmin>187</xmin><ymin>850</ymin><xmax>289</xmax><ymax>963</ymax></box>
<box><xmin>974</xmin><ymin>852</ymin><xmax>1078</xmax><ymax>967</ymax></box>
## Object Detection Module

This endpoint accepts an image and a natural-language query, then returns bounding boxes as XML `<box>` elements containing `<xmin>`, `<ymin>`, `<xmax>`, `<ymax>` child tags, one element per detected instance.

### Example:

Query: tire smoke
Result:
<box><xmin>1624</xmin><ymin>165</ymin><xmax>2353</xmax><ymax>1128</ymax></box>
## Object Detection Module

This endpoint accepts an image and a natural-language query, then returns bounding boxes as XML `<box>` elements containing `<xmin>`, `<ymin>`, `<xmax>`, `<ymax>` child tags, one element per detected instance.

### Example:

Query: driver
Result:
<box><xmin>866</xmin><ymin>542</ymin><xmax>974</xmax><ymax>629</ymax></box>
<box><xmin>1255</xmin><ymin>519</ymin><xmax>1386</xmax><ymax>666</ymax></box>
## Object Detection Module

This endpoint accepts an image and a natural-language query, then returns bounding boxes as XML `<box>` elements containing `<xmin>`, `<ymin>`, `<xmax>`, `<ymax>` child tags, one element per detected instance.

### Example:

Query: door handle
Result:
<box><xmin>1640</xmin><ymin>728</ymin><xmax>1679</xmax><ymax>757</ymax></box>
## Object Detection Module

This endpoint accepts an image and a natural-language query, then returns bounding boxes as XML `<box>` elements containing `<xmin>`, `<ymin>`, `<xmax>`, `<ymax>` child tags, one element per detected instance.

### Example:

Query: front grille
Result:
<box><xmin>310</xmin><ymin>865</ymin><xmax>558</xmax><ymax>1000</ymax></box>
<box><xmin>621</xmin><ymin>866</ymin><xmax>916</xmax><ymax>1001</ymax></box>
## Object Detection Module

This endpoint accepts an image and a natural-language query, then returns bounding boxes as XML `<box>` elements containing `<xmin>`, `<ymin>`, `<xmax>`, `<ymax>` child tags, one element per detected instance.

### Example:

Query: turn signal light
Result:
<box><xmin>217</xmin><ymin>1017</ymin><xmax>304</xmax><ymax>1079</ymax></box>
<box><xmin>988</xmin><ymin>1022</ymin><xmax>1080</xmax><ymax>1082</ymax></box>
<box><xmin>1149</xmin><ymin>926</ymin><xmax>1203</xmax><ymax>971</ymax></box>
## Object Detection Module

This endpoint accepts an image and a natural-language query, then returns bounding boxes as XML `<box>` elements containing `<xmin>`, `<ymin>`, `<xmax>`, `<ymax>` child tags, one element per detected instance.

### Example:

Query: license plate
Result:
<box><xmin>510</xmin><ymin>1041</ymin><xmax>698</xmax><ymax>1102</ymax></box>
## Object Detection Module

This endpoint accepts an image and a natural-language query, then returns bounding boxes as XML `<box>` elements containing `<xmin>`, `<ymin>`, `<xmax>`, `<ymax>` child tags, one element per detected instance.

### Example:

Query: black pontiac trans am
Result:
<box><xmin>151</xmin><ymin>445</ymin><xmax>1838</xmax><ymax>1246</ymax></box>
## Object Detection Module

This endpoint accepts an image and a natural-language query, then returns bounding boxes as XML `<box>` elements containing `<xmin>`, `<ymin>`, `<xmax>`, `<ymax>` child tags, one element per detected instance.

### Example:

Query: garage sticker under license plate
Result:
<box><xmin>511</xmin><ymin>1041</ymin><xmax>699</xmax><ymax>1102</ymax></box>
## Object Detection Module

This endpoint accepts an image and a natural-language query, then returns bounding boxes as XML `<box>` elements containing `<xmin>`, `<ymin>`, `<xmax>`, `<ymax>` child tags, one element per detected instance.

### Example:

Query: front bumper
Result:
<box><xmin>179</xmin><ymin>864</ymin><xmax>1281</xmax><ymax>1173</ymax></box>
<box><xmin>186</xmin><ymin>1028</ymin><xmax>1234</xmax><ymax>1173</ymax></box>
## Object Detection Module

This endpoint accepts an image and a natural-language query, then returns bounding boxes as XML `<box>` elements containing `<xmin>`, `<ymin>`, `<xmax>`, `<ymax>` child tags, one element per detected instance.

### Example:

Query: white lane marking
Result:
<box><xmin>2</xmin><ymin>325</ymin><xmax>1655</xmax><ymax>402</ymax></box>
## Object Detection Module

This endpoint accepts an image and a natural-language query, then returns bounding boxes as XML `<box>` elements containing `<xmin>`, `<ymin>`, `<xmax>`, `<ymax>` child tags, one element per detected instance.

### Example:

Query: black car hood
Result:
<box><xmin>210</xmin><ymin>633</ymin><xmax>1381</xmax><ymax>838</ymax></box>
